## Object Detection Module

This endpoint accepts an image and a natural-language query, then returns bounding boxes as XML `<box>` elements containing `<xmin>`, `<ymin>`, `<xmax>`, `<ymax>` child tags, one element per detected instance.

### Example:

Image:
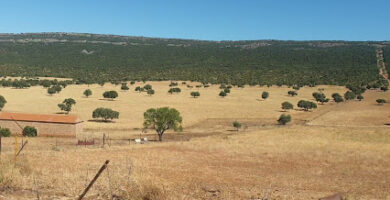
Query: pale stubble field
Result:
<box><xmin>0</xmin><ymin>81</ymin><xmax>389</xmax><ymax>199</ymax></box>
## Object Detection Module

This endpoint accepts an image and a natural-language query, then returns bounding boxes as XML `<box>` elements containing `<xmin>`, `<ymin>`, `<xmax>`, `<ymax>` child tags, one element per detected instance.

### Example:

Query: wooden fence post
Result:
<box><xmin>103</xmin><ymin>133</ymin><xmax>105</xmax><ymax>147</ymax></box>
<box><xmin>16</xmin><ymin>140</ymin><xmax>28</xmax><ymax>157</ymax></box>
<box><xmin>78</xmin><ymin>160</ymin><xmax>110</xmax><ymax>200</ymax></box>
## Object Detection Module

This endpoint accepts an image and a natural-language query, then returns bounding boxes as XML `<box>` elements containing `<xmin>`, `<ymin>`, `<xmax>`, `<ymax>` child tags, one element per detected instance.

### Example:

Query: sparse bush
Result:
<box><xmin>288</xmin><ymin>91</ymin><xmax>297</xmax><ymax>96</ymax></box>
<box><xmin>23</xmin><ymin>126</ymin><xmax>37</xmax><ymax>137</ymax></box>
<box><xmin>233</xmin><ymin>121</ymin><xmax>242</xmax><ymax>131</ymax></box>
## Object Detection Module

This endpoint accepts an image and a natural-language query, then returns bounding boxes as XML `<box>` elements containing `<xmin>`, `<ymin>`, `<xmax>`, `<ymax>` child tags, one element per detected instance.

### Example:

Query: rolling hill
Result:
<box><xmin>0</xmin><ymin>33</ymin><xmax>388</xmax><ymax>86</ymax></box>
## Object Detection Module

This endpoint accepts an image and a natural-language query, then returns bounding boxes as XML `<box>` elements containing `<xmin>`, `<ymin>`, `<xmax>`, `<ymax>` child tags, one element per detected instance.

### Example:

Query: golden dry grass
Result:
<box><xmin>0</xmin><ymin>82</ymin><xmax>389</xmax><ymax>199</ymax></box>
<box><xmin>0</xmin><ymin>82</ymin><xmax>347</xmax><ymax>133</ymax></box>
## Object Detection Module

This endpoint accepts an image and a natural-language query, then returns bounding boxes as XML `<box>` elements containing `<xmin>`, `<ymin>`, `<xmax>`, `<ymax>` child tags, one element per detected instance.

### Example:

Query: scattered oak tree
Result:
<box><xmin>47</xmin><ymin>87</ymin><xmax>56</xmax><ymax>95</ymax></box>
<box><xmin>233</xmin><ymin>121</ymin><xmax>242</xmax><ymax>131</ymax></box>
<box><xmin>147</xmin><ymin>89</ymin><xmax>155</xmax><ymax>96</ymax></box>
<box><xmin>312</xmin><ymin>92</ymin><xmax>329</xmax><ymax>104</ymax></box>
<box><xmin>84</xmin><ymin>89</ymin><xmax>92</xmax><ymax>97</ymax></box>
<box><xmin>143</xmin><ymin>84</ymin><xmax>152</xmax><ymax>90</ymax></box>
<box><xmin>281</xmin><ymin>101</ymin><xmax>294</xmax><ymax>111</ymax></box>
<box><xmin>288</xmin><ymin>91</ymin><xmax>298</xmax><ymax>96</ymax></box>
<box><xmin>297</xmin><ymin>100</ymin><xmax>317</xmax><ymax>111</ymax></box>
<box><xmin>332</xmin><ymin>93</ymin><xmax>344</xmax><ymax>103</ymax></box>
<box><xmin>168</xmin><ymin>87</ymin><xmax>181</xmax><ymax>94</ymax></box>
<box><xmin>261</xmin><ymin>91</ymin><xmax>269</xmax><ymax>100</ymax></box>
<box><xmin>92</xmin><ymin>108</ymin><xmax>119</xmax><ymax>122</ymax></box>
<box><xmin>0</xmin><ymin>95</ymin><xmax>6</xmax><ymax>111</ymax></box>
<box><xmin>169</xmin><ymin>82</ymin><xmax>178</xmax><ymax>87</ymax></box>
<box><xmin>103</xmin><ymin>90</ymin><xmax>118</xmax><ymax>100</ymax></box>
<box><xmin>219</xmin><ymin>91</ymin><xmax>227</xmax><ymax>97</ymax></box>
<box><xmin>376</xmin><ymin>99</ymin><xmax>386</xmax><ymax>105</ymax></box>
<box><xmin>58</xmin><ymin>98</ymin><xmax>76</xmax><ymax>114</ymax></box>
<box><xmin>23</xmin><ymin>126</ymin><xmax>37</xmax><ymax>137</ymax></box>
<box><xmin>344</xmin><ymin>91</ymin><xmax>356</xmax><ymax>101</ymax></box>
<box><xmin>190</xmin><ymin>91</ymin><xmax>200</xmax><ymax>98</ymax></box>
<box><xmin>143</xmin><ymin>107</ymin><xmax>182</xmax><ymax>142</ymax></box>
<box><xmin>278</xmin><ymin>114</ymin><xmax>291</xmax><ymax>125</ymax></box>
<box><xmin>292</xmin><ymin>86</ymin><xmax>300</xmax><ymax>90</ymax></box>
<box><xmin>121</xmin><ymin>83</ymin><xmax>129</xmax><ymax>91</ymax></box>
<box><xmin>0</xmin><ymin>127</ymin><xmax>11</xmax><ymax>137</ymax></box>
<box><xmin>357</xmin><ymin>94</ymin><xmax>364</xmax><ymax>101</ymax></box>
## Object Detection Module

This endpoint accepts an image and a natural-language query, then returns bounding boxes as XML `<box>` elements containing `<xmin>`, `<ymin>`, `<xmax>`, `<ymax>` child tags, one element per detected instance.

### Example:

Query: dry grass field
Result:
<box><xmin>0</xmin><ymin>81</ymin><xmax>389</xmax><ymax>199</ymax></box>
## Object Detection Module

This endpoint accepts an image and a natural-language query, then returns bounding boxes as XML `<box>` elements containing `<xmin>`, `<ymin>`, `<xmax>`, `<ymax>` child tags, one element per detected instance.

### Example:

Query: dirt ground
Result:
<box><xmin>0</xmin><ymin>82</ymin><xmax>389</xmax><ymax>199</ymax></box>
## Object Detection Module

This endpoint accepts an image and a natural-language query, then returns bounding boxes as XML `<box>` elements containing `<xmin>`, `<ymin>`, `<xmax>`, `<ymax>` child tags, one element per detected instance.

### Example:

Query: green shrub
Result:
<box><xmin>23</xmin><ymin>126</ymin><xmax>37</xmax><ymax>137</ymax></box>
<box><xmin>261</xmin><ymin>91</ymin><xmax>269</xmax><ymax>100</ymax></box>
<box><xmin>0</xmin><ymin>127</ymin><xmax>11</xmax><ymax>137</ymax></box>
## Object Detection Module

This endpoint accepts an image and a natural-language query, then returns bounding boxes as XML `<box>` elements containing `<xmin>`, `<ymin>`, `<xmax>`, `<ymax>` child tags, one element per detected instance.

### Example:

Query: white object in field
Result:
<box><xmin>143</xmin><ymin>137</ymin><xmax>148</xmax><ymax>142</ymax></box>
<box><xmin>135</xmin><ymin>138</ymin><xmax>141</xmax><ymax>143</ymax></box>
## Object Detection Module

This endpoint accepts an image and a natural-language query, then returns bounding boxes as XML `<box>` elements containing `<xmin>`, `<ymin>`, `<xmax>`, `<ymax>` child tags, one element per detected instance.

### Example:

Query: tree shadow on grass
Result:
<box><xmin>98</xmin><ymin>98</ymin><xmax>116</xmax><ymax>101</ymax></box>
<box><xmin>55</xmin><ymin>112</ymin><xmax>68</xmax><ymax>115</ymax></box>
<box><xmin>227</xmin><ymin>129</ymin><xmax>239</xmax><ymax>132</ymax></box>
<box><xmin>88</xmin><ymin>119</ymin><xmax>116</xmax><ymax>123</ymax></box>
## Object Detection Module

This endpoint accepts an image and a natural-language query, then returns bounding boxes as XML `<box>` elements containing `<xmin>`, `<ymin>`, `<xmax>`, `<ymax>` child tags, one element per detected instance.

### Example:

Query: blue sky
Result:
<box><xmin>0</xmin><ymin>0</ymin><xmax>389</xmax><ymax>41</ymax></box>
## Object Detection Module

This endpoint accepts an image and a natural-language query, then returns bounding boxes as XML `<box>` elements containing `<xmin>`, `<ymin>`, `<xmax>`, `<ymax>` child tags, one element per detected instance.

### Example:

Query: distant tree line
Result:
<box><xmin>0</xmin><ymin>34</ymin><xmax>383</xmax><ymax>87</ymax></box>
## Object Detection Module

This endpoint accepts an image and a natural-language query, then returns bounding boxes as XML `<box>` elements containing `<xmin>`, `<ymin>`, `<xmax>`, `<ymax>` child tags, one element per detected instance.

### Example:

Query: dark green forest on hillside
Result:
<box><xmin>0</xmin><ymin>33</ymin><xmax>386</xmax><ymax>86</ymax></box>
<box><xmin>383</xmin><ymin>47</ymin><xmax>390</xmax><ymax>77</ymax></box>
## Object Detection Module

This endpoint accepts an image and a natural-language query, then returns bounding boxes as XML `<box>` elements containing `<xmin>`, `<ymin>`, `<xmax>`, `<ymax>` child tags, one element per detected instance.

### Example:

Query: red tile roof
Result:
<box><xmin>0</xmin><ymin>112</ymin><xmax>81</xmax><ymax>124</ymax></box>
